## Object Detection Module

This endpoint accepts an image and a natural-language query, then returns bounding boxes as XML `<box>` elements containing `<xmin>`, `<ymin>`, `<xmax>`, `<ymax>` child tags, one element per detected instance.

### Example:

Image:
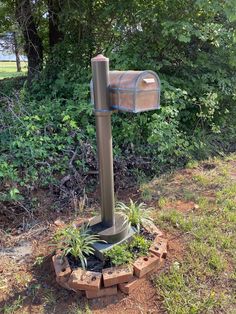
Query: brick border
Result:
<box><xmin>52</xmin><ymin>223</ymin><xmax>168</xmax><ymax>299</ymax></box>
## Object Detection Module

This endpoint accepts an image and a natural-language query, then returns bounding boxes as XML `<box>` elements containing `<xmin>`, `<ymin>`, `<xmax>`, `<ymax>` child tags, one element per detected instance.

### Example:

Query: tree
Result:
<box><xmin>0</xmin><ymin>1</ymin><xmax>22</xmax><ymax>71</ymax></box>
<box><xmin>0</xmin><ymin>32</ymin><xmax>21</xmax><ymax>71</ymax></box>
<box><xmin>48</xmin><ymin>0</ymin><xmax>63</xmax><ymax>48</ymax></box>
<box><xmin>15</xmin><ymin>0</ymin><xmax>43</xmax><ymax>81</ymax></box>
<box><xmin>12</xmin><ymin>31</ymin><xmax>21</xmax><ymax>72</ymax></box>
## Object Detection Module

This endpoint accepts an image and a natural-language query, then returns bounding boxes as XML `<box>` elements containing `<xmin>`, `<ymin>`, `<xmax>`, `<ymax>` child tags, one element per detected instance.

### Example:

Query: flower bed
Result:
<box><xmin>52</xmin><ymin>220</ymin><xmax>168</xmax><ymax>299</ymax></box>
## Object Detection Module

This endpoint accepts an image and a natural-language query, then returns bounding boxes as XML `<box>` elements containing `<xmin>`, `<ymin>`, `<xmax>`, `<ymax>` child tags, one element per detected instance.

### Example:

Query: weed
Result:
<box><xmin>105</xmin><ymin>234</ymin><xmax>151</xmax><ymax>266</ymax></box>
<box><xmin>68</xmin><ymin>300</ymin><xmax>91</xmax><ymax>314</ymax></box>
<box><xmin>158</xmin><ymin>209</ymin><xmax>194</xmax><ymax>232</ymax></box>
<box><xmin>182</xmin><ymin>190</ymin><xmax>197</xmax><ymax>201</ymax></box>
<box><xmin>14</xmin><ymin>273</ymin><xmax>32</xmax><ymax>287</ymax></box>
<box><xmin>186</xmin><ymin>160</ymin><xmax>199</xmax><ymax>169</ymax></box>
<box><xmin>155</xmin><ymin>263</ymin><xmax>223</xmax><ymax>314</ymax></box>
<box><xmin>28</xmin><ymin>283</ymin><xmax>41</xmax><ymax>300</ymax></box>
<box><xmin>158</xmin><ymin>197</ymin><xmax>169</xmax><ymax>209</ymax></box>
<box><xmin>196</xmin><ymin>196</ymin><xmax>210</xmax><ymax>209</ymax></box>
<box><xmin>42</xmin><ymin>288</ymin><xmax>57</xmax><ymax>311</ymax></box>
<box><xmin>140</xmin><ymin>183</ymin><xmax>153</xmax><ymax>201</ymax></box>
<box><xmin>33</xmin><ymin>255</ymin><xmax>44</xmax><ymax>266</ymax></box>
<box><xmin>3</xmin><ymin>295</ymin><xmax>25</xmax><ymax>314</ymax></box>
<box><xmin>193</xmin><ymin>172</ymin><xmax>212</xmax><ymax>186</ymax></box>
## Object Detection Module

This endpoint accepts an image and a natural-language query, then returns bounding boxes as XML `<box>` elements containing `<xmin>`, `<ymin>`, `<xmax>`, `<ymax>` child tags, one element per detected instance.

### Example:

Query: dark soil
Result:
<box><xmin>67</xmin><ymin>227</ymin><xmax>155</xmax><ymax>272</ymax></box>
<box><xmin>68</xmin><ymin>254</ymin><xmax>110</xmax><ymax>272</ymax></box>
<box><xmin>139</xmin><ymin>227</ymin><xmax>156</xmax><ymax>241</ymax></box>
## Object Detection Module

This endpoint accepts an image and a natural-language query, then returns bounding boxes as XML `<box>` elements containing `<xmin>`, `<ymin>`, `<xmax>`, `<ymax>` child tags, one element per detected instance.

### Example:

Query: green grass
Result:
<box><xmin>147</xmin><ymin>155</ymin><xmax>236</xmax><ymax>314</ymax></box>
<box><xmin>3</xmin><ymin>295</ymin><xmax>25</xmax><ymax>314</ymax></box>
<box><xmin>0</xmin><ymin>61</ymin><xmax>27</xmax><ymax>79</ymax></box>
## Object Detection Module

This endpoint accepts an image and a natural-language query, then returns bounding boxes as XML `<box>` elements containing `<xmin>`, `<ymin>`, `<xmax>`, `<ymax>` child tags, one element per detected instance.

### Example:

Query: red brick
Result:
<box><xmin>85</xmin><ymin>285</ymin><xmax>117</xmax><ymax>299</ymax></box>
<box><xmin>52</xmin><ymin>254</ymin><xmax>71</xmax><ymax>282</ymax></box>
<box><xmin>149</xmin><ymin>236</ymin><xmax>168</xmax><ymax>259</ymax></box>
<box><xmin>102</xmin><ymin>265</ymin><xmax>133</xmax><ymax>287</ymax></box>
<box><xmin>142</xmin><ymin>221</ymin><xmax>163</xmax><ymax>237</ymax></box>
<box><xmin>68</xmin><ymin>268</ymin><xmax>102</xmax><ymax>291</ymax></box>
<box><xmin>118</xmin><ymin>276</ymin><xmax>141</xmax><ymax>294</ymax></box>
<box><xmin>75</xmin><ymin>218</ymin><xmax>89</xmax><ymax>228</ymax></box>
<box><xmin>133</xmin><ymin>253</ymin><xmax>159</xmax><ymax>278</ymax></box>
<box><xmin>54</xmin><ymin>219</ymin><xmax>65</xmax><ymax>227</ymax></box>
<box><xmin>56</xmin><ymin>276</ymin><xmax>84</xmax><ymax>294</ymax></box>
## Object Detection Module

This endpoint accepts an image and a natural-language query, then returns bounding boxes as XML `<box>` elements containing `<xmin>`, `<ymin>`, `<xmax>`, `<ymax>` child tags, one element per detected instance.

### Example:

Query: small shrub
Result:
<box><xmin>105</xmin><ymin>234</ymin><xmax>151</xmax><ymax>266</ymax></box>
<box><xmin>129</xmin><ymin>235</ymin><xmax>151</xmax><ymax>257</ymax></box>
<box><xmin>104</xmin><ymin>243</ymin><xmax>133</xmax><ymax>266</ymax></box>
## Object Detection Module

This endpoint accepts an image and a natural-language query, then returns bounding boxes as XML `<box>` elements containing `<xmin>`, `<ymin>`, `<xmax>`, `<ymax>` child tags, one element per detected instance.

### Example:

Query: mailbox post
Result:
<box><xmin>90</xmin><ymin>54</ymin><xmax>160</xmax><ymax>257</ymax></box>
<box><xmin>91</xmin><ymin>55</ymin><xmax>115</xmax><ymax>228</ymax></box>
<box><xmin>90</xmin><ymin>55</ymin><xmax>131</xmax><ymax>248</ymax></box>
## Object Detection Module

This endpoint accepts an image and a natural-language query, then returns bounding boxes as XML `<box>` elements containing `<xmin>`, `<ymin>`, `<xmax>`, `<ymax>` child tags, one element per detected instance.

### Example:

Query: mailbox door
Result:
<box><xmin>135</xmin><ymin>71</ymin><xmax>160</xmax><ymax>113</ymax></box>
<box><xmin>109</xmin><ymin>70</ymin><xmax>160</xmax><ymax>113</ymax></box>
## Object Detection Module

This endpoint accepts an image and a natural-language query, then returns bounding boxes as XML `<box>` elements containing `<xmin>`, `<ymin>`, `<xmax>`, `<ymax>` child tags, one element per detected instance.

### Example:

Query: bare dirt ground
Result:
<box><xmin>0</xmin><ymin>186</ymin><xmax>184</xmax><ymax>314</ymax></box>
<box><xmin>0</xmin><ymin>156</ymin><xmax>235</xmax><ymax>313</ymax></box>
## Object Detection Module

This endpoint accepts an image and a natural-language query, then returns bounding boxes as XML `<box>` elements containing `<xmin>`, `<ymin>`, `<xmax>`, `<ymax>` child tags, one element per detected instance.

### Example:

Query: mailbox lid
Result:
<box><xmin>110</xmin><ymin>71</ymin><xmax>143</xmax><ymax>90</ymax></box>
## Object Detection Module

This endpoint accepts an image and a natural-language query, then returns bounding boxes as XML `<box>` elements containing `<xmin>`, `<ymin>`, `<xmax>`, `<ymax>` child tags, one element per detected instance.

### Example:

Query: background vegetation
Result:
<box><xmin>0</xmin><ymin>61</ymin><xmax>27</xmax><ymax>79</ymax></box>
<box><xmin>0</xmin><ymin>0</ymin><xmax>236</xmax><ymax>209</ymax></box>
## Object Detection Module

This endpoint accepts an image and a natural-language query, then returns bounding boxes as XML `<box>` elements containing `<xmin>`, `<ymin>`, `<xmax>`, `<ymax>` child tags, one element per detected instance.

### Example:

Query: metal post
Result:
<box><xmin>90</xmin><ymin>54</ymin><xmax>132</xmax><ymax>248</ymax></box>
<box><xmin>91</xmin><ymin>54</ymin><xmax>115</xmax><ymax>227</ymax></box>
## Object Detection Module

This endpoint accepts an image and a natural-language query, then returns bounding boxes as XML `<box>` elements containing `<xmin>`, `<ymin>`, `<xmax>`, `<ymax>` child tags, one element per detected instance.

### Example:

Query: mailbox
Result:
<box><xmin>109</xmin><ymin>70</ymin><xmax>160</xmax><ymax>113</ymax></box>
<box><xmin>90</xmin><ymin>55</ymin><xmax>162</xmax><ymax>249</ymax></box>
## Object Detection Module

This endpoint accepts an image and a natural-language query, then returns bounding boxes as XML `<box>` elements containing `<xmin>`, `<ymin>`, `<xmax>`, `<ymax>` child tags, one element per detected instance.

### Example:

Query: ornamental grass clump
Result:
<box><xmin>54</xmin><ymin>224</ymin><xmax>100</xmax><ymax>269</ymax></box>
<box><xmin>116</xmin><ymin>199</ymin><xmax>153</xmax><ymax>233</ymax></box>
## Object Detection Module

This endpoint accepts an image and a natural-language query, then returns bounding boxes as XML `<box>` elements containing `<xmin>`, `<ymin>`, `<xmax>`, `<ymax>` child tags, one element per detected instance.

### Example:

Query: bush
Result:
<box><xmin>1</xmin><ymin>1</ymin><xmax>236</xmax><ymax>210</ymax></box>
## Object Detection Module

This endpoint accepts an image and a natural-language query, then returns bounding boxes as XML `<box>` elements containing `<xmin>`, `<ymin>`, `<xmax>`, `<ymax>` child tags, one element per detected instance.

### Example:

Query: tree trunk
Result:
<box><xmin>13</xmin><ymin>32</ymin><xmax>21</xmax><ymax>72</ymax></box>
<box><xmin>15</xmin><ymin>0</ymin><xmax>43</xmax><ymax>81</ymax></box>
<box><xmin>48</xmin><ymin>0</ymin><xmax>63</xmax><ymax>48</ymax></box>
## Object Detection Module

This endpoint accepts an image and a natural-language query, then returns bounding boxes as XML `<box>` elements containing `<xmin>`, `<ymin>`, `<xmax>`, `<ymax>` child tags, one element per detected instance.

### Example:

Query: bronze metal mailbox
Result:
<box><xmin>89</xmin><ymin>55</ymin><xmax>161</xmax><ymax>255</ymax></box>
<box><xmin>109</xmin><ymin>70</ymin><xmax>160</xmax><ymax>113</ymax></box>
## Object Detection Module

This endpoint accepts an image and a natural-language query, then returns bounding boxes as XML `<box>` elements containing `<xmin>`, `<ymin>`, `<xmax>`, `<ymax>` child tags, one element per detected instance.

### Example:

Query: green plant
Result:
<box><xmin>186</xmin><ymin>160</ymin><xmax>199</xmax><ymax>169</ymax></box>
<box><xmin>54</xmin><ymin>224</ymin><xmax>100</xmax><ymax>269</ymax></box>
<box><xmin>42</xmin><ymin>288</ymin><xmax>57</xmax><ymax>309</ymax></box>
<box><xmin>68</xmin><ymin>300</ymin><xmax>91</xmax><ymax>314</ymax></box>
<box><xmin>3</xmin><ymin>295</ymin><xmax>25</xmax><ymax>314</ymax></box>
<box><xmin>105</xmin><ymin>243</ymin><xmax>133</xmax><ymax>266</ymax></box>
<box><xmin>33</xmin><ymin>256</ymin><xmax>44</xmax><ymax>266</ymax></box>
<box><xmin>129</xmin><ymin>235</ymin><xmax>151</xmax><ymax>257</ymax></box>
<box><xmin>116</xmin><ymin>199</ymin><xmax>153</xmax><ymax>233</ymax></box>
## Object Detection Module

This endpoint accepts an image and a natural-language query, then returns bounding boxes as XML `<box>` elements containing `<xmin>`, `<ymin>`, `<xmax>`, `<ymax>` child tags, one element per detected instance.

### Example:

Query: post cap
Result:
<box><xmin>91</xmin><ymin>54</ymin><xmax>108</xmax><ymax>62</ymax></box>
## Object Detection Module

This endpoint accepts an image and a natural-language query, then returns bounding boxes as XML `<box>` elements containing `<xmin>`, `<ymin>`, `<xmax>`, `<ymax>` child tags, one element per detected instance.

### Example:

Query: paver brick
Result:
<box><xmin>102</xmin><ymin>265</ymin><xmax>133</xmax><ymax>287</ymax></box>
<box><xmin>52</xmin><ymin>254</ymin><xmax>71</xmax><ymax>281</ymax></box>
<box><xmin>68</xmin><ymin>268</ymin><xmax>102</xmax><ymax>291</ymax></box>
<box><xmin>118</xmin><ymin>276</ymin><xmax>141</xmax><ymax>294</ymax></box>
<box><xmin>85</xmin><ymin>285</ymin><xmax>117</xmax><ymax>299</ymax></box>
<box><xmin>149</xmin><ymin>236</ymin><xmax>168</xmax><ymax>258</ymax></box>
<box><xmin>133</xmin><ymin>253</ymin><xmax>159</xmax><ymax>278</ymax></box>
<box><xmin>142</xmin><ymin>221</ymin><xmax>163</xmax><ymax>237</ymax></box>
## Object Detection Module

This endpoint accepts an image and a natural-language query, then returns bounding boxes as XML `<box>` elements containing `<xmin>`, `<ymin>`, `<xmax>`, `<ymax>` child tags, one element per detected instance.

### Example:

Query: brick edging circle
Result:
<box><xmin>52</xmin><ymin>224</ymin><xmax>168</xmax><ymax>299</ymax></box>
